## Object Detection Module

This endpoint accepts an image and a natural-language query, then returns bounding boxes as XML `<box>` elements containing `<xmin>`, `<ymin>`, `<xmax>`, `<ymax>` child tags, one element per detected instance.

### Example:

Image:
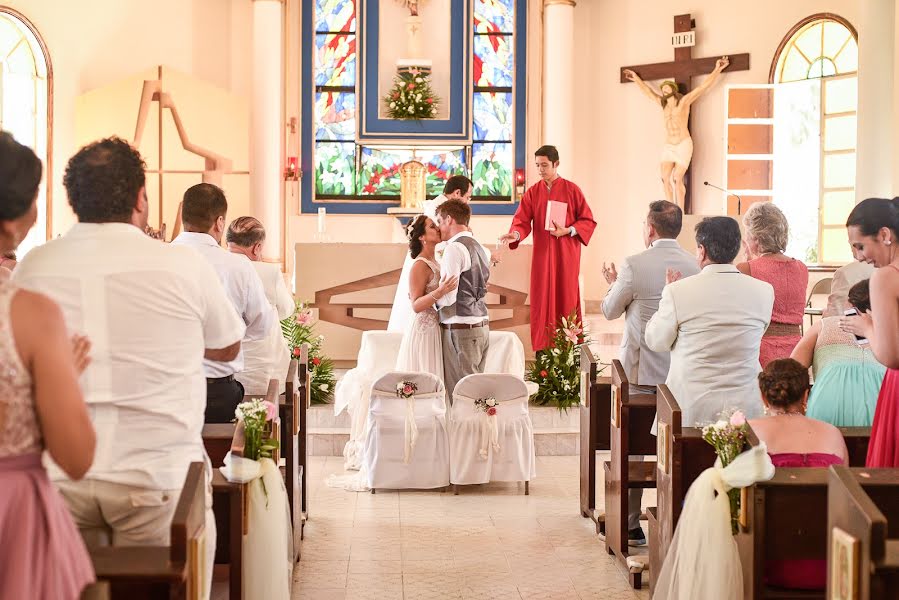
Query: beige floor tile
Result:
<box><xmin>347</xmin><ymin>559</ymin><xmax>404</xmax><ymax>574</ymax></box>
<box><xmin>293</xmin><ymin>570</ymin><xmax>348</xmax><ymax>589</ymax></box>
<box><xmin>402</xmin><ymin>559</ymin><xmax>456</xmax><ymax>573</ymax></box>
<box><xmin>292</xmin><ymin>587</ymin><xmax>347</xmax><ymax>600</ymax></box>
<box><xmin>460</xmin><ymin>584</ymin><xmax>522</xmax><ymax>600</ymax></box>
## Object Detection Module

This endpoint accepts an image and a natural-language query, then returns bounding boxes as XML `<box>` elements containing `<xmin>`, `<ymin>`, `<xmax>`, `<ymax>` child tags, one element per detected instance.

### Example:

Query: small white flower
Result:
<box><xmin>486</xmin><ymin>397</ymin><xmax>497</xmax><ymax>407</ymax></box>
<box><xmin>415</xmin><ymin>77</ymin><xmax>423</xmax><ymax>83</ymax></box>
<box><xmin>390</xmin><ymin>102</ymin><xmax>396</xmax><ymax>108</ymax></box>
<box><xmin>714</xmin><ymin>420</ymin><xmax>728</xmax><ymax>429</ymax></box>
<box><xmin>319</xmin><ymin>384</ymin><xmax>329</xmax><ymax>392</ymax></box>
<box><xmin>407</xmin><ymin>107</ymin><xmax>414</xmax><ymax>113</ymax></box>
<box><xmin>416</xmin><ymin>94</ymin><xmax>422</xmax><ymax>101</ymax></box>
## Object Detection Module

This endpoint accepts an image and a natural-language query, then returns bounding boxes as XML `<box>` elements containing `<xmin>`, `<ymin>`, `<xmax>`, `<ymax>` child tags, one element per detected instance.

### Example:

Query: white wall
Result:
<box><xmin>573</xmin><ymin>0</ymin><xmax>859</xmax><ymax>300</ymax></box>
<box><xmin>6</xmin><ymin>0</ymin><xmax>252</xmax><ymax>236</ymax></box>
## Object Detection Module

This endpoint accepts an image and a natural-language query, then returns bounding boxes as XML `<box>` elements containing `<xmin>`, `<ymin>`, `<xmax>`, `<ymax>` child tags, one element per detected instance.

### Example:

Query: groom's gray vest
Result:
<box><xmin>439</xmin><ymin>236</ymin><xmax>489</xmax><ymax>320</ymax></box>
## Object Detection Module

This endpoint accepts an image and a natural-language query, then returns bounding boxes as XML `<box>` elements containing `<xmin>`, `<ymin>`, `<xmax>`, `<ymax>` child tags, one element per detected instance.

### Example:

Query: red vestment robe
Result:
<box><xmin>509</xmin><ymin>177</ymin><xmax>596</xmax><ymax>351</ymax></box>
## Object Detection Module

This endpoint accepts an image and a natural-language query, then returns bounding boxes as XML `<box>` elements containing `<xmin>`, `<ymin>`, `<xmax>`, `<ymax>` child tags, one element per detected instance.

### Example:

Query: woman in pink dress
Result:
<box><xmin>840</xmin><ymin>197</ymin><xmax>899</xmax><ymax>468</ymax></box>
<box><xmin>737</xmin><ymin>203</ymin><xmax>808</xmax><ymax>367</ymax></box>
<box><xmin>0</xmin><ymin>131</ymin><xmax>96</xmax><ymax>598</ymax></box>
<box><xmin>749</xmin><ymin>358</ymin><xmax>848</xmax><ymax>590</ymax></box>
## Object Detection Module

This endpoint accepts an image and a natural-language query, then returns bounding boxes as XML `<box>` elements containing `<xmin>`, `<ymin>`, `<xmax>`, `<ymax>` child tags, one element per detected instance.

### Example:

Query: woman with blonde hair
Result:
<box><xmin>737</xmin><ymin>202</ymin><xmax>808</xmax><ymax>366</ymax></box>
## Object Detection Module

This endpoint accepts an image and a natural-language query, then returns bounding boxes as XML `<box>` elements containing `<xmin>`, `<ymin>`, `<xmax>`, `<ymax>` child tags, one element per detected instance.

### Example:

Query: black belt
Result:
<box><xmin>207</xmin><ymin>375</ymin><xmax>234</xmax><ymax>384</ymax></box>
<box><xmin>440</xmin><ymin>321</ymin><xmax>488</xmax><ymax>330</ymax></box>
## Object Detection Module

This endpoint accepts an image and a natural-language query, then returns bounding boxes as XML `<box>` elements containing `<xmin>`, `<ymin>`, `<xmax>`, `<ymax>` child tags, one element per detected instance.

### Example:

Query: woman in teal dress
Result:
<box><xmin>791</xmin><ymin>279</ymin><xmax>885</xmax><ymax>426</ymax></box>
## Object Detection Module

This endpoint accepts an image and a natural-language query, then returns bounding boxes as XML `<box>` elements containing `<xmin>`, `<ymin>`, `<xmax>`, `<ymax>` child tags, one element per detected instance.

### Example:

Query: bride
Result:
<box><xmin>396</xmin><ymin>215</ymin><xmax>458</xmax><ymax>379</ymax></box>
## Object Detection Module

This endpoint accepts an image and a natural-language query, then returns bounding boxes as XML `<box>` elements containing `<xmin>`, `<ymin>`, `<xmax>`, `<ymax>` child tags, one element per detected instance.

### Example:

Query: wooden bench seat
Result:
<box><xmin>579</xmin><ymin>345</ymin><xmax>610</xmax><ymax>524</ymax></box>
<box><xmin>602</xmin><ymin>460</ymin><xmax>657</xmax><ymax>487</ymax></box>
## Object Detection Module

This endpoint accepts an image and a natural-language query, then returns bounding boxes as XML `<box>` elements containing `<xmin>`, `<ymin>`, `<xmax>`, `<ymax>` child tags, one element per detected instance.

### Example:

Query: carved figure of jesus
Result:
<box><xmin>623</xmin><ymin>56</ymin><xmax>729</xmax><ymax>208</ymax></box>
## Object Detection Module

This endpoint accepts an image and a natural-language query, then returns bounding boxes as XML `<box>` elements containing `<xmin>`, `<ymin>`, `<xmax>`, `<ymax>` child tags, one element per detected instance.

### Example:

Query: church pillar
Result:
<box><xmin>856</xmin><ymin>0</ymin><xmax>897</xmax><ymax>200</ymax></box>
<box><xmin>542</xmin><ymin>0</ymin><xmax>576</xmax><ymax>164</ymax></box>
<box><xmin>251</xmin><ymin>0</ymin><xmax>284</xmax><ymax>262</ymax></box>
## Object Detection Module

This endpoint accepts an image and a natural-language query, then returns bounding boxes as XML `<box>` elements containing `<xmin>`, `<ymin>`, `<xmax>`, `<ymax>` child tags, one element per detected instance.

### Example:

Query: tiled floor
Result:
<box><xmin>291</xmin><ymin>456</ymin><xmax>650</xmax><ymax>600</ymax></box>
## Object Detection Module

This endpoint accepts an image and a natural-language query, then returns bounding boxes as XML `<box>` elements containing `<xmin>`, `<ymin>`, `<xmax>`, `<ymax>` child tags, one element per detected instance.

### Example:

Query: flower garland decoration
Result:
<box><xmin>384</xmin><ymin>68</ymin><xmax>439</xmax><ymax>120</ymax></box>
<box><xmin>702</xmin><ymin>409</ymin><xmax>749</xmax><ymax>535</ymax></box>
<box><xmin>396</xmin><ymin>380</ymin><xmax>418</xmax><ymax>399</ymax></box>
<box><xmin>474</xmin><ymin>396</ymin><xmax>498</xmax><ymax>416</ymax></box>
<box><xmin>281</xmin><ymin>300</ymin><xmax>336</xmax><ymax>405</ymax></box>
<box><xmin>526</xmin><ymin>312</ymin><xmax>591</xmax><ymax>410</ymax></box>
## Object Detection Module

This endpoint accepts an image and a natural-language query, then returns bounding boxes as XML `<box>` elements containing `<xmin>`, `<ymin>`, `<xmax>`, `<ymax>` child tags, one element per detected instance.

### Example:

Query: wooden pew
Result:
<box><xmin>89</xmin><ymin>463</ymin><xmax>207</xmax><ymax>599</ymax></box>
<box><xmin>828</xmin><ymin>466</ymin><xmax>899</xmax><ymax>599</ymax></box>
<box><xmin>647</xmin><ymin>384</ymin><xmax>720</xmax><ymax>595</ymax></box>
<box><xmin>579</xmin><ymin>344</ymin><xmax>611</xmax><ymax>524</ymax></box>
<box><xmin>604</xmin><ymin>359</ymin><xmax>657</xmax><ymax>589</ymax></box>
<box><xmin>281</xmin><ymin>347</ymin><xmax>310</xmax><ymax>552</ymax></box>
<box><xmin>840</xmin><ymin>426</ymin><xmax>871</xmax><ymax>468</ymax></box>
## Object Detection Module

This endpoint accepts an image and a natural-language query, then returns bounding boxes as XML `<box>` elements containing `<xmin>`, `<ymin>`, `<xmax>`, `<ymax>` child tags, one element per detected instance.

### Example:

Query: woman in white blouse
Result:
<box><xmin>227</xmin><ymin>217</ymin><xmax>296</xmax><ymax>394</ymax></box>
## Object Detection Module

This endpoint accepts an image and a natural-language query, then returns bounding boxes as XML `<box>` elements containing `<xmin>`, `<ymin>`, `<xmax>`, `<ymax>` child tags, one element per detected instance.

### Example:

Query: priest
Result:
<box><xmin>499</xmin><ymin>145</ymin><xmax>596</xmax><ymax>351</ymax></box>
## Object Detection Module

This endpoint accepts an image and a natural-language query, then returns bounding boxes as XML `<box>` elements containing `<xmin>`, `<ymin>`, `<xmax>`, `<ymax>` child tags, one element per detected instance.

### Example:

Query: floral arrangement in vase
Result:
<box><xmin>702</xmin><ymin>409</ymin><xmax>749</xmax><ymax>535</ymax></box>
<box><xmin>281</xmin><ymin>300</ymin><xmax>336</xmax><ymax>405</ymax></box>
<box><xmin>234</xmin><ymin>398</ymin><xmax>280</xmax><ymax>462</ymax></box>
<box><xmin>526</xmin><ymin>312</ymin><xmax>590</xmax><ymax>410</ymax></box>
<box><xmin>383</xmin><ymin>68</ymin><xmax>440</xmax><ymax>120</ymax></box>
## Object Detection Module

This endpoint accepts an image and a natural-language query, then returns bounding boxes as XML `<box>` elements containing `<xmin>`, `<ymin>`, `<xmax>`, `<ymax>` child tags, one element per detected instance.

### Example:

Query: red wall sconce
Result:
<box><xmin>284</xmin><ymin>156</ymin><xmax>301</xmax><ymax>181</ymax></box>
<box><xmin>514</xmin><ymin>167</ymin><xmax>526</xmax><ymax>198</ymax></box>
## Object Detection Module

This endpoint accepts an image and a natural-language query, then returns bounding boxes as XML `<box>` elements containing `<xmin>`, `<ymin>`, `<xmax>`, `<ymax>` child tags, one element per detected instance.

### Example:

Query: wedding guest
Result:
<box><xmin>824</xmin><ymin>245</ymin><xmax>874</xmax><ymax>317</ymax></box>
<box><xmin>645</xmin><ymin>216</ymin><xmax>774</xmax><ymax>425</ymax></box>
<box><xmin>736</xmin><ymin>202</ymin><xmax>808</xmax><ymax>366</ymax></box>
<box><xmin>600</xmin><ymin>199</ymin><xmax>698</xmax><ymax>546</ymax></box>
<box><xmin>173</xmin><ymin>184</ymin><xmax>274</xmax><ymax>422</ymax></box>
<box><xmin>749</xmin><ymin>358</ymin><xmax>848</xmax><ymax>590</ymax></box>
<box><xmin>840</xmin><ymin>197</ymin><xmax>899</xmax><ymax>467</ymax></box>
<box><xmin>0</xmin><ymin>132</ymin><xmax>95</xmax><ymax>599</ymax></box>
<box><xmin>14</xmin><ymin>137</ymin><xmax>245</xmax><ymax>599</ymax></box>
<box><xmin>791</xmin><ymin>279</ymin><xmax>885</xmax><ymax>426</ymax></box>
<box><xmin>226</xmin><ymin>216</ymin><xmax>295</xmax><ymax>395</ymax></box>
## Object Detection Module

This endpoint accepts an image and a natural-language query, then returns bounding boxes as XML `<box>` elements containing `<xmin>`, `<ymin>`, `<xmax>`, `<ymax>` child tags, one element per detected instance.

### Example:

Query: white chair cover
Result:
<box><xmin>449</xmin><ymin>374</ymin><xmax>536</xmax><ymax>485</ymax></box>
<box><xmin>654</xmin><ymin>443</ymin><xmax>776</xmax><ymax>600</ymax></box>
<box><xmin>363</xmin><ymin>371</ymin><xmax>450</xmax><ymax>490</ymax></box>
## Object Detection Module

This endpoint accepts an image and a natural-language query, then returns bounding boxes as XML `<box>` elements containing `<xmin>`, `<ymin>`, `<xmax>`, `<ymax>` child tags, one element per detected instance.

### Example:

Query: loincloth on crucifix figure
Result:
<box><xmin>624</xmin><ymin>56</ymin><xmax>729</xmax><ymax>209</ymax></box>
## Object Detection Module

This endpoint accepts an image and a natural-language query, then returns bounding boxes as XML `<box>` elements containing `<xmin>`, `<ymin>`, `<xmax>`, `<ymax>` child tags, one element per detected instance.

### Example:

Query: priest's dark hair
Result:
<box><xmin>406</xmin><ymin>214</ymin><xmax>429</xmax><ymax>258</ymax></box>
<box><xmin>757</xmin><ymin>358</ymin><xmax>809</xmax><ymax>409</ymax></box>
<box><xmin>847</xmin><ymin>279</ymin><xmax>872</xmax><ymax>314</ymax></box>
<box><xmin>694</xmin><ymin>216</ymin><xmax>741</xmax><ymax>264</ymax></box>
<box><xmin>845</xmin><ymin>197</ymin><xmax>899</xmax><ymax>238</ymax></box>
<box><xmin>535</xmin><ymin>145</ymin><xmax>559</xmax><ymax>163</ymax></box>
<box><xmin>226</xmin><ymin>216</ymin><xmax>266</xmax><ymax>247</ymax></box>
<box><xmin>444</xmin><ymin>175</ymin><xmax>473</xmax><ymax>196</ymax></box>
<box><xmin>436</xmin><ymin>198</ymin><xmax>471</xmax><ymax>226</ymax></box>
<box><xmin>647</xmin><ymin>200</ymin><xmax>682</xmax><ymax>238</ymax></box>
<box><xmin>182</xmin><ymin>183</ymin><xmax>228</xmax><ymax>232</ymax></box>
<box><xmin>63</xmin><ymin>136</ymin><xmax>146</xmax><ymax>223</ymax></box>
<box><xmin>0</xmin><ymin>131</ymin><xmax>42</xmax><ymax>222</ymax></box>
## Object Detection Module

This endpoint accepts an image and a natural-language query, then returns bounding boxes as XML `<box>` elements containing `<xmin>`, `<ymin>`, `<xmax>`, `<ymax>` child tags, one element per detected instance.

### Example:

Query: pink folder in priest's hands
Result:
<box><xmin>544</xmin><ymin>200</ymin><xmax>568</xmax><ymax>231</ymax></box>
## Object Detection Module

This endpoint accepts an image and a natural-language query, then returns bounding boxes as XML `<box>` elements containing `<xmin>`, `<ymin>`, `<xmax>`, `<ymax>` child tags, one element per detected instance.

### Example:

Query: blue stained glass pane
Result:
<box><xmin>472</xmin><ymin>143</ymin><xmax>512</xmax><ymax>196</ymax></box>
<box><xmin>473</xmin><ymin>92</ymin><xmax>512</xmax><ymax>140</ymax></box>
<box><xmin>315</xmin><ymin>0</ymin><xmax>356</xmax><ymax>33</ymax></box>
<box><xmin>315</xmin><ymin>34</ymin><xmax>356</xmax><ymax>87</ymax></box>
<box><xmin>315</xmin><ymin>141</ymin><xmax>356</xmax><ymax>196</ymax></box>
<box><xmin>474</xmin><ymin>0</ymin><xmax>514</xmax><ymax>33</ymax></box>
<box><xmin>315</xmin><ymin>92</ymin><xmax>356</xmax><ymax>140</ymax></box>
<box><xmin>358</xmin><ymin>147</ymin><xmax>467</xmax><ymax>196</ymax></box>
<box><xmin>474</xmin><ymin>35</ymin><xmax>513</xmax><ymax>87</ymax></box>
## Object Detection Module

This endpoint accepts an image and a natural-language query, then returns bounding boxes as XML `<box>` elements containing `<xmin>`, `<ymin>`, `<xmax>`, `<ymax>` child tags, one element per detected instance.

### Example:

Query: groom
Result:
<box><xmin>434</xmin><ymin>199</ymin><xmax>491</xmax><ymax>397</ymax></box>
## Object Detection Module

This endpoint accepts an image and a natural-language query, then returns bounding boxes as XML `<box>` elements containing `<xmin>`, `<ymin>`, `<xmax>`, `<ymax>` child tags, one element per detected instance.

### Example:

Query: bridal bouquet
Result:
<box><xmin>526</xmin><ymin>312</ymin><xmax>589</xmax><ymax>410</ymax></box>
<box><xmin>281</xmin><ymin>300</ymin><xmax>336</xmax><ymax>405</ymax></box>
<box><xmin>702</xmin><ymin>409</ymin><xmax>749</xmax><ymax>535</ymax></box>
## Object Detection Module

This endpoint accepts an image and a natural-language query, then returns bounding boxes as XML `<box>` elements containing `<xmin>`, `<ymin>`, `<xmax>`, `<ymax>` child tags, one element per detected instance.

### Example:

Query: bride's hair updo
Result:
<box><xmin>757</xmin><ymin>358</ymin><xmax>810</xmax><ymax>409</ymax></box>
<box><xmin>406</xmin><ymin>215</ymin><xmax>429</xmax><ymax>258</ymax></box>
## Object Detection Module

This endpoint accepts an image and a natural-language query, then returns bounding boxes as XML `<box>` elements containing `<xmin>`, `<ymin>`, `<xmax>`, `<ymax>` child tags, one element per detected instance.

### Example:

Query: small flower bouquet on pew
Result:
<box><xmin>281</xmin><ymin>300</ymin><xmax>336</xmax><ymax>405</ymax></box>
<box><xmin>702</xmin><ymin>409</ymin><xmax>749</xmax><ymax>535</ymax></box>
<box><xmin>235</xmin><ymin>398</ymin><xmax>280</xmax><ymax>462</ymax></box>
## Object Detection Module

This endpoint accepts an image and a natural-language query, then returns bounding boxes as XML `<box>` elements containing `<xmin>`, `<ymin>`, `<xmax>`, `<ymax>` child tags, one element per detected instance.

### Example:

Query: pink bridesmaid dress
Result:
<box><xmin>747</xmin><ymin>256</ymin><xmax>808</xmax><ymax>367</ymax></box>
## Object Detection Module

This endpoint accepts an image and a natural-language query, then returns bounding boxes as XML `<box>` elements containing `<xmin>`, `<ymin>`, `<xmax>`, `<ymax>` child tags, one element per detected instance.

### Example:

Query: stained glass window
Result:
<box><xmin>359</xmin><ymin>147</ymin><xmax>467</xmax><ymax>196</ymax></box>
<box><xmin>314</xmin><ymin>0</ymin><xmax>357</xmax><ymax>197</ymax></box>
<box><xmin>776</xmin><ymin>18</ymin><xmax>857</xmax><ymax>84</ymax></box>
<box><xmin>0</xmin><ymin>10</ymin><xmax>49</xmax><ymax>256</ymax></box>
<box><xmin>472</xmin><ymin>0</ymin><xmax>514</xmax><ymax>198</ymax></box>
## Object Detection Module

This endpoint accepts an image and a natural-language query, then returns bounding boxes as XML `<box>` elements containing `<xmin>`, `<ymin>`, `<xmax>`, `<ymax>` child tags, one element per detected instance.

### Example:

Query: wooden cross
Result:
<box><xmin>620</xmin><ymin>14</ymin><xmax>750</xmax><ymax>213</ymax></box>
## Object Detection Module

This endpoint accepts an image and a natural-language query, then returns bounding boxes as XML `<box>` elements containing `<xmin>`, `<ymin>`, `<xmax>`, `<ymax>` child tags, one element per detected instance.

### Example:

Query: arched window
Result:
<box><xmin>769</xmin><ymin>15</ymin><xmax>857</xmax><ymax>264</ymax></box>
<box><xmin>0</xmin><ymin>8</ymin><xmax>51</xmax><ymax>255</ymax></box>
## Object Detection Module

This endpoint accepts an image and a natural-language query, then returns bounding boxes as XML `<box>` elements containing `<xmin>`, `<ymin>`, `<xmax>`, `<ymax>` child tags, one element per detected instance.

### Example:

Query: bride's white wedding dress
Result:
<box><xmin>396</xmin><ymin>257</ymin><xmax>444</xmax><ymax>381</ymax></box>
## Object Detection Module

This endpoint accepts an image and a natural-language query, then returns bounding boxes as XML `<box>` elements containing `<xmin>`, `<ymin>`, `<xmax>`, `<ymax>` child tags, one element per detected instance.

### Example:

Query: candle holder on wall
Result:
<box><xmin>284</xmin><ymin>156</ymin><xmax>301</xmax><ymax>181</ymax></box>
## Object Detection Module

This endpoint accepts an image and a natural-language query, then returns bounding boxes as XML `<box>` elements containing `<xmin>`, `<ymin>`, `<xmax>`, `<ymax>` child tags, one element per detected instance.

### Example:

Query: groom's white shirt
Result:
<box><xmin>436</xmin><ymin>231</ymin><xmax>491</xmax><ymax>325</ymax></box>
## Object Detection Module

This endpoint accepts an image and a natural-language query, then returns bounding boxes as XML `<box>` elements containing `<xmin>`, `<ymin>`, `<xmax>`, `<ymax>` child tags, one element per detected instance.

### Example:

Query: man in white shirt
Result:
<box><xmin>14</xmin><ymin>137</ymin><xmax>245</xmax><ymax>598</ymax></box>
<box><xmin>226</xmin><ymin>216</ymin><xmax>295</xmax><ymax>395</ymax></box>
<box><xmin>172</xmin><ymin>184</ymin><xmax>275</xmax><ymax>422</ymax></box>
<box><xmin>388</xmin><ymin>175</ymin><xmax>474</xmax><ymax>332</ymax></box>
<box><xmin>645</xmin><ymin>216</ymin><xmax>774</xmax><ymax>426</ymax></box>
<box><xmin>600</xmin><ymin>200</ymin><xmax>699</xmax><ymax>546</ymax></box>
<box><xmin>434</xmin><ymin>198</ymin><xmax>491</xmax><ymax>396</ymax></box>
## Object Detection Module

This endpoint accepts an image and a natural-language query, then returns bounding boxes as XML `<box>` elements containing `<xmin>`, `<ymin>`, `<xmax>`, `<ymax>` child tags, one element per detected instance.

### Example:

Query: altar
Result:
<box><xmin>295</xmin><ymin>240</ymin><xmax>534</xmax><ymax>363</ymax></box>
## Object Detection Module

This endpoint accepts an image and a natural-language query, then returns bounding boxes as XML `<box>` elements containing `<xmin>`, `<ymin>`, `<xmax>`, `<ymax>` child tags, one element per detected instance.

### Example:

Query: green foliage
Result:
<box><xmin>525</xmin><ymin>312</ymin><xmax>589</xmax><ymax>411</ymax></box>
<box><xmin>383</xmin><ymin>70</ymin><xmax>440</xmax><ymax>120</ymax></box>
<box><xmin>281</xmin><ymin>300</ymin><xmax>336</xmax><ymax>405</ymax></box>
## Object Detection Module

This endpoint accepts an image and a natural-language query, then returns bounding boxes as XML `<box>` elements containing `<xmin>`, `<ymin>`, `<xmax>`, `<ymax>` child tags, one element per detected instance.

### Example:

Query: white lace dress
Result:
<box><xmin>395</xmin><ymin>257</ymin><xmax>444</xmax><ymax>382</ymax></box>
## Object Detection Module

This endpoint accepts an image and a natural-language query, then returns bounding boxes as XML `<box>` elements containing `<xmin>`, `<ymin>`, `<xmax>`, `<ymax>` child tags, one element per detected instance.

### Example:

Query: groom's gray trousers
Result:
<box><xmin>441</xmin><ymin>324</ymin><xmax>490</xmax><ymax>401</ymax></box>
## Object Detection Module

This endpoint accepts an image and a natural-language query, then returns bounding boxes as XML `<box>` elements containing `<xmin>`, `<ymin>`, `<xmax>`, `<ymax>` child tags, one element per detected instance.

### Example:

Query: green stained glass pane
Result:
<box><xmin>358</xmin><ymin>147</ymin><xmax>466</xmax><ymax>196</ymax></box>
<box><xmin>471</xmin><ymin>142</ymin><xmax>512</xmax><ymax>197</ymax></box>
<box><xmin>315</xmin><ymin>141</ymin><xmax>356</xmax><ymax>196</ymax></box>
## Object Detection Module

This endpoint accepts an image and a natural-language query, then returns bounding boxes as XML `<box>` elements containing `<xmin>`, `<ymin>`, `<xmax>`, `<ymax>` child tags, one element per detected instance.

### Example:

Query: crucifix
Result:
<box><xmin>620</xmin><ymin>14</ymin><xmax>750</xmax><ymax>213</ymax></box>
